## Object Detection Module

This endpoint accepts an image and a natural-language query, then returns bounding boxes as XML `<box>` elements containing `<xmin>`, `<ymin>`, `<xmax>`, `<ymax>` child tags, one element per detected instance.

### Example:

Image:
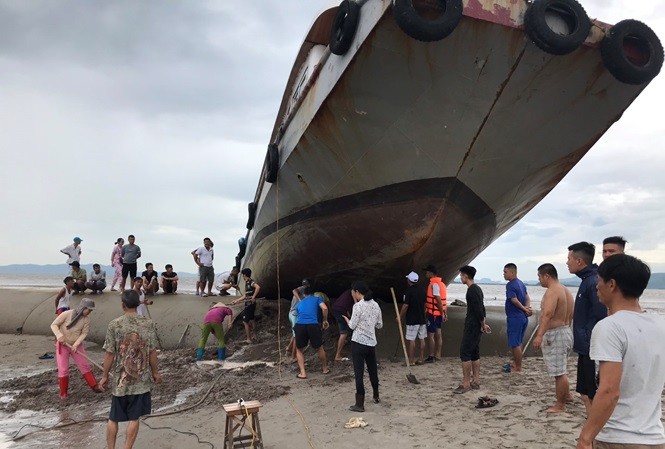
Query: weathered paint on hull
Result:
<box><xmin>243</xmin><ymin>1</ymin><xmax>646</xmax><ymax>298</ymax></box>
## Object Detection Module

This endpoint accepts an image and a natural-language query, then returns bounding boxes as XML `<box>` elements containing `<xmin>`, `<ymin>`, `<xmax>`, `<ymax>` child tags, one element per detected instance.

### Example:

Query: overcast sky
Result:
<box><xmin>0</xmin><ymin>1</ymin><xmax>663</xmax><ymax>283</ymax></box>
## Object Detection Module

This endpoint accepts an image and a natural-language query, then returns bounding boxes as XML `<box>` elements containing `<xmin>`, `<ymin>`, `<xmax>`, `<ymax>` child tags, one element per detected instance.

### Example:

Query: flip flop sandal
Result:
<box><xmin>38</xmin><ymin>352</ymin><xmax>54</xmax><ymax>359</ymax></box>
<box><xmin>471</xmin><ymin>382</ymin><xmax>480</xmax><ymax>390</ymax></box>
<box><xmin>476</xmin><ymin>397</ymin><xmax>499</xmax><ymax>408</ymax></box>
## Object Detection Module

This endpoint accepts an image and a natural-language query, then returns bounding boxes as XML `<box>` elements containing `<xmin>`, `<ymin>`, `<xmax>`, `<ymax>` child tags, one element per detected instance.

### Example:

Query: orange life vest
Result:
<box><xmin>426</xmin><ymin>277</ymin><xmax>447</xmax><ymax>316</ymax></box>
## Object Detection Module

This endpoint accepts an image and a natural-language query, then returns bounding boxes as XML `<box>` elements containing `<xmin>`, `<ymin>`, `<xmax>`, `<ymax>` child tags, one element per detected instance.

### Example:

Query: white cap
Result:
<box><xmin>406</xmin><ymin>271</ymin><xmax>419</xmax><ymax>282</ymax></box>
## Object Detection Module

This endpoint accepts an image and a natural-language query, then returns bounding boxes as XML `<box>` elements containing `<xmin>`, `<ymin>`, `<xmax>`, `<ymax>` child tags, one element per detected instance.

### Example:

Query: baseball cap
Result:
<box><xmin>73</xmin><ymin>237</ymin><xmax>82</xmax><ymax>242</ymax></box>
<box><xmin>406</xmin><ymin>271</ymin><xmax>419</xmax><ymax>282</ymax></box>
<box><xmin>422</xmin><ymin>264</ymin><xmax>437</xmax><ymax>273</ymax></box>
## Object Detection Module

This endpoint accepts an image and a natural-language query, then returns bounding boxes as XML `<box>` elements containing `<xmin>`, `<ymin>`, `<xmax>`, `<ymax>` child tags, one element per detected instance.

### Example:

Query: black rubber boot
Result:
<box><xmin>349</xmin><ymin>394</ymin><xmax>365</xmax><ymax>412</ymax></box>
<box><xmin>373</xmin><ymin>389</ymin><xmax>380</xmax><ymax>404</ymax></box>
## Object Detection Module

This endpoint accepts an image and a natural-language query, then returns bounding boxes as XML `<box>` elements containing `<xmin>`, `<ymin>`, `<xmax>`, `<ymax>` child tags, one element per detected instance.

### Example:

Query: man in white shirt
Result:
<box><xmin>60</xmin><ymin>237</ymin><xmax>82</xmax><ymax>265</ymax></box>
<box><xmin>191</xmin><ymin>237</ymin><xmax>214</xmax><ymax>297</ymax></box>
<box><xmin>577</xmin><ymin>254</ymin><xmax>665</xmax><ymax>449</ymax></box>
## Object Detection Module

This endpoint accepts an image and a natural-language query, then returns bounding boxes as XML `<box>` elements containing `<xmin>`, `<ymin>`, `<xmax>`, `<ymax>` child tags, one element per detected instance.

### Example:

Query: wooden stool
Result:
<box><xmin>223</xmin><ymin>400</ymin><xmax>264</xmax><ymax>449</ymax></box>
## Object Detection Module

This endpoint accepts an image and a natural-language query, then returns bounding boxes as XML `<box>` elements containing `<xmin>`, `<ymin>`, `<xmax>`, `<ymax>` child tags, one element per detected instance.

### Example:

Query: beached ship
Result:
<box><xmin>239</xmin><ymin>0</ymin><xmax>663</xmax><ymax>298</ymax></box>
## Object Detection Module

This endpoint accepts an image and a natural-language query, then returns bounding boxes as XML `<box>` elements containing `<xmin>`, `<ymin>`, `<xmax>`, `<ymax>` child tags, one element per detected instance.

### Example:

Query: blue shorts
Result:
<box><xmin>506</xmin><ymin>315</ymin><xmax>528</xmax><ymax>348</ymax></box>
<box><xmin>426</xmin><ymin>314</ymin><xmax>442</xmax><ymax>333</ymax></box>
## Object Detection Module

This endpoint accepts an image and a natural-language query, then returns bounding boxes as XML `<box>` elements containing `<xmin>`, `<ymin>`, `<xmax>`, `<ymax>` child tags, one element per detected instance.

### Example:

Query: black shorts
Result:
<box><xmin>460</xmin><ymin>323</ymin><xmax>482</xmax><ymax>362</ymax></box>
<box><xmin>122</xmin><ymin>263</ymin><xmax>137</xmax><ymax>279</ymax></box>
<box><xmin>163</xmin><ymin>281</ymin><xmax>176</xmax><ymax>293</ymax></box>
<box><xmin>576</xmin><ymin>353</ymin><xmax>598</xmax><ymax>398</ymax></box>
<box><xmin>242</xmin><ymin>303</ymin><xmax>256</xmax><ymax>323</ymax></box>
<box><xmin>294</xmin><ymin>324</ymin><xmax>323</xmax><ymax>350</ymax></box>
<box><xmin>109</xmin><ymin>392</ymin><xmax>152</xmax><ymax>422</ymax></box>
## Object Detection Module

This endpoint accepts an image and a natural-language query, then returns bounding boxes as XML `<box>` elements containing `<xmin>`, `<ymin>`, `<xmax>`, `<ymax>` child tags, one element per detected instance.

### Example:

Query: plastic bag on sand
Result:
<box><xmin>344</xmin><ymin>417</ymin><xmax>368</xmax><ymax>429</ymax></box>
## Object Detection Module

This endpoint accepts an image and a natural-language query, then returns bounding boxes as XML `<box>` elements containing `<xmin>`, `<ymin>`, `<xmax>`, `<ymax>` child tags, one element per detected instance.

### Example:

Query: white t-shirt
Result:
<box><xmin>136</xmin><ymin>290</ymin><xmax>147</xmax><ymax>317</ymax></box>
<box><xmin>590</xmin><ymin>310</ymin><xmax>665</xmax><ymax>444</ymax></box>
<box><xmin>61</xmin><ymin>244</ymin><xmax>81</xmax><ymax>264</ymax></box>
<box><xmin>195</xmin><ymin>247</ymin><xmax>214</xmax><ymax>267</ymax></box>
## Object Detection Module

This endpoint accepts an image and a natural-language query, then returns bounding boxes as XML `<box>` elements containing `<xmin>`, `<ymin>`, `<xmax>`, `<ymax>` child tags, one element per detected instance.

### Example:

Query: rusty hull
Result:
<box><xmin>244</xmin><ymin>1</ymin><xmax>647</xmax><ymax>299</ymax></box>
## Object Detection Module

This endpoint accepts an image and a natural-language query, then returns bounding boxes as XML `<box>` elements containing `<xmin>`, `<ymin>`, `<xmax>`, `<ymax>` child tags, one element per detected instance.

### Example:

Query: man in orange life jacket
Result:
<box><xmin>423</xmin><ymin>265</ymin><xmax>447</xmax><ymax>363</ymax></box>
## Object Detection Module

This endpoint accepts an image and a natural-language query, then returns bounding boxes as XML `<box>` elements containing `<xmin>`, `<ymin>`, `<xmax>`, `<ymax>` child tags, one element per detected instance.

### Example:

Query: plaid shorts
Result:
<box><xmin>542</xmin><ymin>326</ymin><xmax>573</xmax><ymax>377</ymax></box>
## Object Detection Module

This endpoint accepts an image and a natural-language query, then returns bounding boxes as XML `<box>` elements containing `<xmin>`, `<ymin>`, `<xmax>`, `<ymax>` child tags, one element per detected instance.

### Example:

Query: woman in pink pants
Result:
<box><xmin>50</xmin><ymin>298</ymin><xmax>103</xmax><ymax>400</ymax></box>
<box><xmin>109</xmin><ymin>238</ymin><xmax>124</xmax><ymax>291</ymax></box>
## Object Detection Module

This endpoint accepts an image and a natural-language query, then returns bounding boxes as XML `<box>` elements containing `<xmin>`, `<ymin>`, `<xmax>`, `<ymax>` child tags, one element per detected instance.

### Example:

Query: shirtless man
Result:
<box><xmin>532</xmin><ymin>263</ymin><xmax>574</xmax><ymax>413</ymax></box>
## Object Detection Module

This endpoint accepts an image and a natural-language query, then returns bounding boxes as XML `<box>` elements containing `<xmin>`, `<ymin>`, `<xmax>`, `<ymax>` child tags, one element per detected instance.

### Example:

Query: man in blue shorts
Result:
<box><xmin>101</xmin><ymin>290</ymin><xmax>162</xmax><ymax>449</ymax></box>
<box><xmin>503</xmin><ymin>263</ymin><xmax>532</xmax><ymax>372</ymax></box>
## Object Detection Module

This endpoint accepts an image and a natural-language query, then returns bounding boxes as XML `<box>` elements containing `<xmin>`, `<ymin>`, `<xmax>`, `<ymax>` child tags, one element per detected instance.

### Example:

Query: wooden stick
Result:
<box><xmin>64</xmin><ymin>343</ymin><xmax>104</xmax><ymax>371</ymax></box>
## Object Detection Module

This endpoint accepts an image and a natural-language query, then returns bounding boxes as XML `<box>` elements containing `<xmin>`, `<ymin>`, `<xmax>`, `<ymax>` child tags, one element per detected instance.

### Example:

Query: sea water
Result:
<box><xmin>0</xmin><ymin>274</ymin><xmax>664</xmax><ymax>315</ymax></box>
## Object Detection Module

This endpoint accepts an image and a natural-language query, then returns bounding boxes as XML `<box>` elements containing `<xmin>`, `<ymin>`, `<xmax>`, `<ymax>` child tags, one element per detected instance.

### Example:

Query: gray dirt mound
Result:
<box><xmin>0</xmin><ymin>299</ymin><xmax>350</xmax><ymax>414</ymax></box>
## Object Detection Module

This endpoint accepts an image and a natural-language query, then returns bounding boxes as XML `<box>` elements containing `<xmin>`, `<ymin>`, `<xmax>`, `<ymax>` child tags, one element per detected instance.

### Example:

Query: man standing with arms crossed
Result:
<box><xmin>567</xmin><ymin>241</ymin><xmax>607</xmax><ymax>415</ymax></box>
<box><xmin>120</xmin><ymin>235</ymin><xmax>141</xmax><ymax>293</ymax></box>
<box><xmin>100</xmin><ymin>290</ymin><xmax>162</xmax><ymax>449</ymax></box>
<box><xmin>532</xmin><ymin>263</ymin><xmax>574</xmax><ymax>413</ymax></box>
<box><xmin>192</xmin><ymin>237</ymin><xmax>214</xmax><ymax>297</ymax></box>
<box><xmin>577</xmin><ymin>254</ymin><xmax>665</xmax><ymax>449</ymax></box>
<box><xmin>422</xmin><ymin>265</ymin><xmax>447</xmax><ymax>363</ymax></box>
<box><xmin>503</xmin><ymin>263</ymin><xmax>532</xmax><ymax>372</ymax></box>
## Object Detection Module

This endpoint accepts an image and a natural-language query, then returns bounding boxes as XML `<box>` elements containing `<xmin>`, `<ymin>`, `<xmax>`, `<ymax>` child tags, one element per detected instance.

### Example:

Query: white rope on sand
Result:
<box><xmin>274</xmin><ymin>173</ymin><xmax>317</xmax><ymax>449</ymax></box>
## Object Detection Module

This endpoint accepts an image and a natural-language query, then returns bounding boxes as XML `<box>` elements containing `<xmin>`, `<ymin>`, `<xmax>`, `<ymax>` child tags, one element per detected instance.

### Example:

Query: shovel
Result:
<box><xmin>390</xmin><ymin>288</ymin><xmax>419</xmax><ymax>384</ymax></box>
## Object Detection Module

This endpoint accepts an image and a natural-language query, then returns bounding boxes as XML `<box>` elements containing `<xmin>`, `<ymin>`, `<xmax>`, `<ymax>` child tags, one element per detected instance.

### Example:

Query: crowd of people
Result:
<box><xmin>51</xmin><ymin>234</ymin><xmax>665</xmax><ymax>449</ymax></box>
<box><xmin>58</xmin><ymin>235</ymin><xmax>240</xmax><ymax>299</ymax></box>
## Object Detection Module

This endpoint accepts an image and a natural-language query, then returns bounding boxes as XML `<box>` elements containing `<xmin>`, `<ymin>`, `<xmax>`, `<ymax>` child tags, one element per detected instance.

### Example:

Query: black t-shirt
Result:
<box><xmin>332</xmin><ymin>289</ymin><xmax>355</xmax><ymax>314</ymax></box>
<box><xmin>142</xmin><ymin>270</ymin><xmax>158</xmax><ymax>282</ymax></box>
<box><xmin>161</xmin><ymin>271</ymin><xmax>177</xmax><ymax>282</ymax></box>
<box><xmin>465</xmin><ymin>283</ymin><xmax>486</xmax><ymax>327</ymax></box>
<box><xmin>404</xmin><ymin>284</ymin><xmax>427</xmax><ymax>326</ymax></box>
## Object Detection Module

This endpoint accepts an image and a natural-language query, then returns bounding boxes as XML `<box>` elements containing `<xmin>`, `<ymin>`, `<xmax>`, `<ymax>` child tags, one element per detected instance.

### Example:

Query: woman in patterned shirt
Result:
<box><xmin>344</xmin><ymin>281</ymin><xmax>383</xmax><ymax>412</ymax></box>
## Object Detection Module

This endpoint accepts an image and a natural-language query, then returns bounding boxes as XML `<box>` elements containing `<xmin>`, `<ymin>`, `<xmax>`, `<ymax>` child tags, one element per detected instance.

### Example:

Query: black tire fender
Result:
<box><xmin>265</xmin><ymin>143</ymin><xmax>279</xmax><ymax>184</ymax></box>
<box><xmin>524</xmin><ymin>0</ymin><xmax>591</xmax><ymax>55</ymax></box>
<box><xmin>246</xmin><ymin>202</ymin><xmax>257</xmax><ymax>230</ymax></box>
<box><xmin>330</xmin><ymin>0</ymin><xmax>361</xmax><ymax>55</ymax></box>
<box><xmin>393</xmin><ymin>0</ymin><xmax>463</xmax><ymax>43</ymax></box>
<box><xmin>600</xmin><ymin>19</ymin><xmax>664</xmax><ymax>85</ymax></box>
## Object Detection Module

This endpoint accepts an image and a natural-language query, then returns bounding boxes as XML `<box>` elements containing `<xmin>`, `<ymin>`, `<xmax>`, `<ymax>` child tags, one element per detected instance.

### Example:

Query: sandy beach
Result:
<box><xmin>1</xmin><ymin>323</ymin><xmax>635</xmax><ymax>449</ymax></box>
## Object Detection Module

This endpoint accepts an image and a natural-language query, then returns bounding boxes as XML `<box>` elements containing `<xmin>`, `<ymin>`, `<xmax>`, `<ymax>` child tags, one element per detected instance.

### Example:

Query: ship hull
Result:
<box><xmin>243</xmin><ymin>1</ymin><xmax>646</xmax><ymax>298</ymax></box>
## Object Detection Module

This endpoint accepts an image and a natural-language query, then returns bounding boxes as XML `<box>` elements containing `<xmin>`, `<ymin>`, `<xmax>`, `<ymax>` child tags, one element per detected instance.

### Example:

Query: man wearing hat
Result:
<box><xmin>69</xmin><ymin>261</ymin><xmax>87</xmax><ymax>294</ymax></box>
<box><xmin>61</xmin><ymin>237</ymin><xmax>82</xmax><ymax>265</ymax></box>
<box><xmin>399</xmin><ymin>271</ymin><xmax>427</xmax><ymax>365</ymax></box>
<box><xmin>423</xmin><ymin>264</ymin><xmax>447</xmax><ymax>363</ymax></box>
<box><xmin>50</xmin><ymin>298</ymin><xmax>103</xmax><ymax>399</ymax></box>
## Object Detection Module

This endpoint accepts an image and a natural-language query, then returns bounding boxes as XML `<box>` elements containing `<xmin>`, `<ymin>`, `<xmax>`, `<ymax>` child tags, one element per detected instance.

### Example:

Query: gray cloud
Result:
<box><xmin>0</xmin><ymin>1</ymin><xmax>663</xmax><ymax>284</ymax></box>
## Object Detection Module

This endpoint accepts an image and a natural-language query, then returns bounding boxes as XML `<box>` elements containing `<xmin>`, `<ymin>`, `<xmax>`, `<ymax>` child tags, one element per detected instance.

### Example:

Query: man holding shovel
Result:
<box><xmin>399</xmin><ymin>272</ymin><xmax>427</xmax><ymax>366</ymax></box>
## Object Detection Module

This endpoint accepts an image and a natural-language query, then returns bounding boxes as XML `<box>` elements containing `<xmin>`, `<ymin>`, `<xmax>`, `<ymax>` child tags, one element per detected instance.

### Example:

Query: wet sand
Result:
<box><xmin>2</xmin><ymin>307</ymin><xmax>663</xmax><ymax>448</ymax></box>
<box><xmin>1</xmin><ymin>337</ymin><xmax>590</xmax><ymax>448</ymax></box>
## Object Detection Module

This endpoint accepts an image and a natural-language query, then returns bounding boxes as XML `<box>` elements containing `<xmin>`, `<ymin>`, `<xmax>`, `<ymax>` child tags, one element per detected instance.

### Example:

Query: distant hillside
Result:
<box><xmin>0</xmin><ymin>264</ymin><xmax>197</xmax><ymax>276</ymax></box>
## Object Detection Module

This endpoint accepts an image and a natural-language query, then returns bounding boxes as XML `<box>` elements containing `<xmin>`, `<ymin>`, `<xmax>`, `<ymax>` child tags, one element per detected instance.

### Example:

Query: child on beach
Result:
<box><xmin>55</xmin><ymin>276</ymin><xmax>75</xmax><ymax>315</ymax></box>
<box><xmin>133</xmin><ymin>276</ymin><xmax>152</xmax><ymax>317</ymax></box>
